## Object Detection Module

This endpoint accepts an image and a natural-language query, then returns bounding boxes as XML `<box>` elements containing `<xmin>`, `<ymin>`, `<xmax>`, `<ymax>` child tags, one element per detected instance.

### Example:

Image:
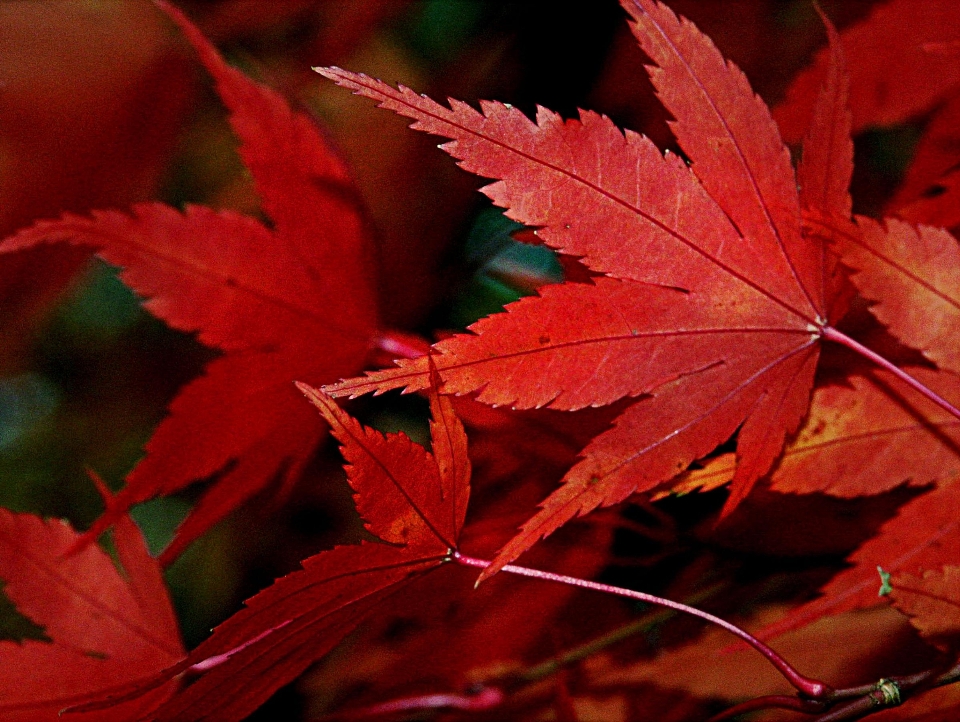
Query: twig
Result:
<box><xmin>713</xmin><ymin>660</ymin><xmax>960</xmax><ymax>721</ymax></box>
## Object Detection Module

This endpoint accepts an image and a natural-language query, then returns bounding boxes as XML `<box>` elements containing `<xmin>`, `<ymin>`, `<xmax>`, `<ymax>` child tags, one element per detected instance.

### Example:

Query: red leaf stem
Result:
<box><xmin>822</xmin><ymin>325</ymin><xmax>960</xmax><ymax>422</ymax></box>
<box><xmin>451</xmin><ymin>551</ymin><xmax>832</xmax><ymax>700</ymax></box>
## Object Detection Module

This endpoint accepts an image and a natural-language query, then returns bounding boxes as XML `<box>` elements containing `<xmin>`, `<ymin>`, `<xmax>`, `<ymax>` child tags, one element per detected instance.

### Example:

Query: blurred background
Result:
<box><xmin>0</xmin><ymin>1</ymin><xmax>929</xmax><ymax>719</ymax></box>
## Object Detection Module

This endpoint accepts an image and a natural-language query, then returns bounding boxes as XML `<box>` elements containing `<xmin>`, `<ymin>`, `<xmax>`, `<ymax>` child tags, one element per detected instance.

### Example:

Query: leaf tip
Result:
<box><xmin>294</xmin><ymin>379</ymin><xmax>317</xmax><ymax>395</ymax></box>
<box><xmin>312</xmin><ymin>65</ymin><xmax>340</xmax><ymax>80</ymax></box>
<box><xmin>295</xmin><ymin>380</ymin><xmax>321</xmax><ymax>403</ymax></box>
<box><xmin>85</xmin><ymin>467</ymin><xmax>113</xmax><ymax>505</ymax></box>
<box><xmin>296</xmin><ymin>381</ymin><xmax>343</xmax><ymax>424</ymax></box>
<box><xmin>811</xmin><ymin>2</ymin><xmax>841</xmax><ymax>44</ymax></box>
<box><xmin>314</xmin><ymin>66</ymin><xmax>364</xmax><ymax>91</ymax></box>
<box><xmin>475</xmin><ymin>559</ymin><xmax>506</xmax><ymax>586</ymax></box>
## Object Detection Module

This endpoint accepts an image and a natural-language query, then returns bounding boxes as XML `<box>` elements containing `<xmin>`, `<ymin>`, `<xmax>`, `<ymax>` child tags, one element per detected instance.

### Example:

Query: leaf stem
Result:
<box><xmin>451</xmin><ymin>551</ymin><xmax>832</xmax><ymax>699</ymax></box>
<box><xmin>822</xmin><ymin>326</ymin><xmax>960</xmax><ymax>421</ymax></box>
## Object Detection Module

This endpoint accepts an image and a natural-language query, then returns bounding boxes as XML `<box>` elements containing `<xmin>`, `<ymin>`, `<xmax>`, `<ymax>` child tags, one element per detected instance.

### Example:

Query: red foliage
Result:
<box><xmin>0</xmin><ymin>2</ymin><xmax>380</xmax><ymax>563</ymax></box>
<box><xmin>0</xmin><ymin>487</ymin><xmax>183</xmax><ymax>720</ymax></box>
<box><xmin>1</xmin><ymin>0</ymin><xmax>960</xmax><ymax>720</ymax></box>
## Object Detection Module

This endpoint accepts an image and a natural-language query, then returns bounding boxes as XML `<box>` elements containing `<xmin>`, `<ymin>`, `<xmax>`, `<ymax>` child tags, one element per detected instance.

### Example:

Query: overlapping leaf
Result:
<box><xmin>897</xmin><ymin>168</ymin><xmax>960</xmax><ymax>232</ymax></box>
<box><xmin>0</xmin><ymin>3</ymin><xmax>379</xmax><ymax>561</ymax></box>
<box><xmin>0</xmin><ymin>502</ymin><xmax>184</xmax><ymax>720</ymax></box>
<box><xmin>0</xmin><ymin>2</ymin><xmax>194</xmax><ymax>372</ymax></box>
<box><xmin>774</xmin><ymin>0</ymin><xmax>960</xmax><ymax>142</ymax></box>
<box><xmin>663</xmin><ymin>367</ymin><xmax>960</xmax><ymax>499</ymax></box>
<box><xmin>890</xmin><ymin>565</ymin><xmax>960</xmax><ymax>652</ymax></box>
<box><xmin>890</xmin><ymin>95</ymin><xmax>960</xmax><ymax>223</ymax></box>
<box><xmin>796</xmin><ymin>12</ymin><xmax>856</xmax><ymax>325</ymax></box>
<box><xmin>79</xmin><ymin>383</ymin><xmax>470</xmax><ymax>722</ymax></box>
<box><xmin>776</xmin><ymin>0</ymin><xmax>960</xmax><ymax>234</ymax></box>
<box><xmin>759</xmin><ymin>481</ymin><xmax>960</xmax><ymax>639</ymax></box>
<box><xmin>841</xmin><ymin>217</ymin><xmax>960</xmax><ymax>375</ymax></box>
<box><xmin>319</xmin><ymin>0</ymin><xmax>860</xmax><ymax>577</ymax></box>
<box><xmin>796</xmin><ymin>12</ymin><xmax>853</xmax><ymax>224</ymax></box>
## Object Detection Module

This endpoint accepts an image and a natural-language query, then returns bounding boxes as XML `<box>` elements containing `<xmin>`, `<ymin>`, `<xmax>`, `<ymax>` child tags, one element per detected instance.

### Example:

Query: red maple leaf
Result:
<box><xmin>0</xmin><ymin>486</ymin><xmax>184</xmax><ymax>721</ymax></box>
<box><xmin>0</xmin><ymin>2</ymin><xmax>379</xmax><ymax>562</ymax></box>
<box><xmin>776</xmin><ymin>0</ymin><xmax>960</xmax><ymax>233</ymax></box>
<box><xmin>890</xmin><ymin>565</ymin><xmax>960</xmax><ymax>653</ymax></box>
<box><xmin>318</xmin><ymin>0</ymin><xmax>864</xmax><ymax>578</ymax></box>
<box><xmin>774</xmin><ymin>0</ymin><xmax>960</xmax><ymax>141</ymax></box>
<box><xmin>891</xmin><ymin>95</ymin><xmax>960</xmax><ymax>230</ymax></box>
<box><xmin>840</xmin><ymin>217</ymin><xmax>960</xmax><ymax>375</ymax></box>
<box><xmin>758</xmin><ymin>481</ymin><xmax>960</xmax><ymax>640</ymax></box>
<box><xmin>75</xmin><ymin>379</ymin><xmax>471</xmax><ymax>722</ymax></box>
<box><xmin>667</xmin><ymin>366</ymin><xmax>960</xmax><ymax>499</ymax></box>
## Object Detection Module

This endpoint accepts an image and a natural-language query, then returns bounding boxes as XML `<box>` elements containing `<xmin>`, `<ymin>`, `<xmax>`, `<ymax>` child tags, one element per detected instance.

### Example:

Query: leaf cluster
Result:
<box><xmin>1</xmin><ymin>0</ymin><xmax>960</xmax><ymax>719</ymax></box>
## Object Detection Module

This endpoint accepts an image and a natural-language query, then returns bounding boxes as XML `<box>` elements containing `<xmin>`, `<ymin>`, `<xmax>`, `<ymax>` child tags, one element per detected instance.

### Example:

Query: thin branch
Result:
<box><xmin>811</xmin><ymin>663</ymin><xmax>960</xmax><ymax>722</ymax></box>
<box><xmin>709</xmin><ymin>661</ymin><xmax>960</xmax><ymax>721</ymax></box>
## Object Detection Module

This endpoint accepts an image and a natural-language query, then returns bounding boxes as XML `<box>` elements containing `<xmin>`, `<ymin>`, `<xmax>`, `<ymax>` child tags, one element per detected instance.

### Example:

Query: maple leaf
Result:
<box><xmin>890</xmin><ymin>95</ymin><xmax>960</xmax><ymax>226</ymax></box>
<box><xmin>664</xmin><ymin>367</ymin><xmax>960</xmax><ymax>499</ymax></box>
<box><xmin>776</xmin><ymin>0</ymin><xmax>960</xmax><ymax>233</ymax></box>
<box><xmin>890</xmin><ymin>565</ymin><xmax>960</xmax><ymax>653</ymax></box>
<box><xmin>896</xmin><ymin>167</ymin><xmax>960</xmax><ymax>232</ymax></box>
<box><xmin>795</xmin><ymin>10</ymin><xmax>856</xmax><ymax>326</ymax></box>
<box><xmin>0</xmin><ymin>2</ymin><xmax>195</xmax><ymax>370</ymax></box>
<box><xmin>774</xmin><ymin>0</ymin><xmax>960</xmax><ymax>143</ymax></box>
<box><xmin>317</xmin><ymin>0</ymin><xmax>859</xmax><ymax>577</ymax></box>
<box><xmin>776</xmin><ymin>366</ymin><xmax>960</xmax><ymax>496</ymax></box>
<box><xmin>795</xmin><ymin>10</ymin><xmax>852</xmax><ymax>226</ymax></box>
<box><xmin>0</xmin><ymin>2</ymin><xmax>379</xmax><ymax>561</ymax></box>
<box><xmin>77</xmin><ymin>381</ymin><xmax>470</xmax><ymax>722</ymax></box>
<box><xmin>0</xmin><ymin>496</ymin><xmax>184</xmax><ymax>720</ymax></box>
<box><xmin>758</xmin><ymin>481</ymin><xmax>960</xmax><ymax>640</ymax></box>
<box><xmin>839</xmin><ymin>217</ymin><xmax>960</xmax><ymax>375</ymax></box>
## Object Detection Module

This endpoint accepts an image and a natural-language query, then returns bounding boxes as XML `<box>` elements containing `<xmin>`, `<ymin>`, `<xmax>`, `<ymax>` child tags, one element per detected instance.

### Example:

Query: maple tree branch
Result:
<box><xmin>713</xmin><ymin>660</ymin><xmax>960</xmax><ymax>722</ymax></box>
<box><xmin>822</xmin><ymin>326</ymin><xmax>960</xmax><ymax>422</ymax></box>
<box><xmin>451</xmin><ymin>551</ymin><xmax>833</xmax><ymax>699</ymax></box>
<box><xmin>809</xmin><ymin>662</ymin><xmax>960</xmax><ymax>722</ymax></box>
